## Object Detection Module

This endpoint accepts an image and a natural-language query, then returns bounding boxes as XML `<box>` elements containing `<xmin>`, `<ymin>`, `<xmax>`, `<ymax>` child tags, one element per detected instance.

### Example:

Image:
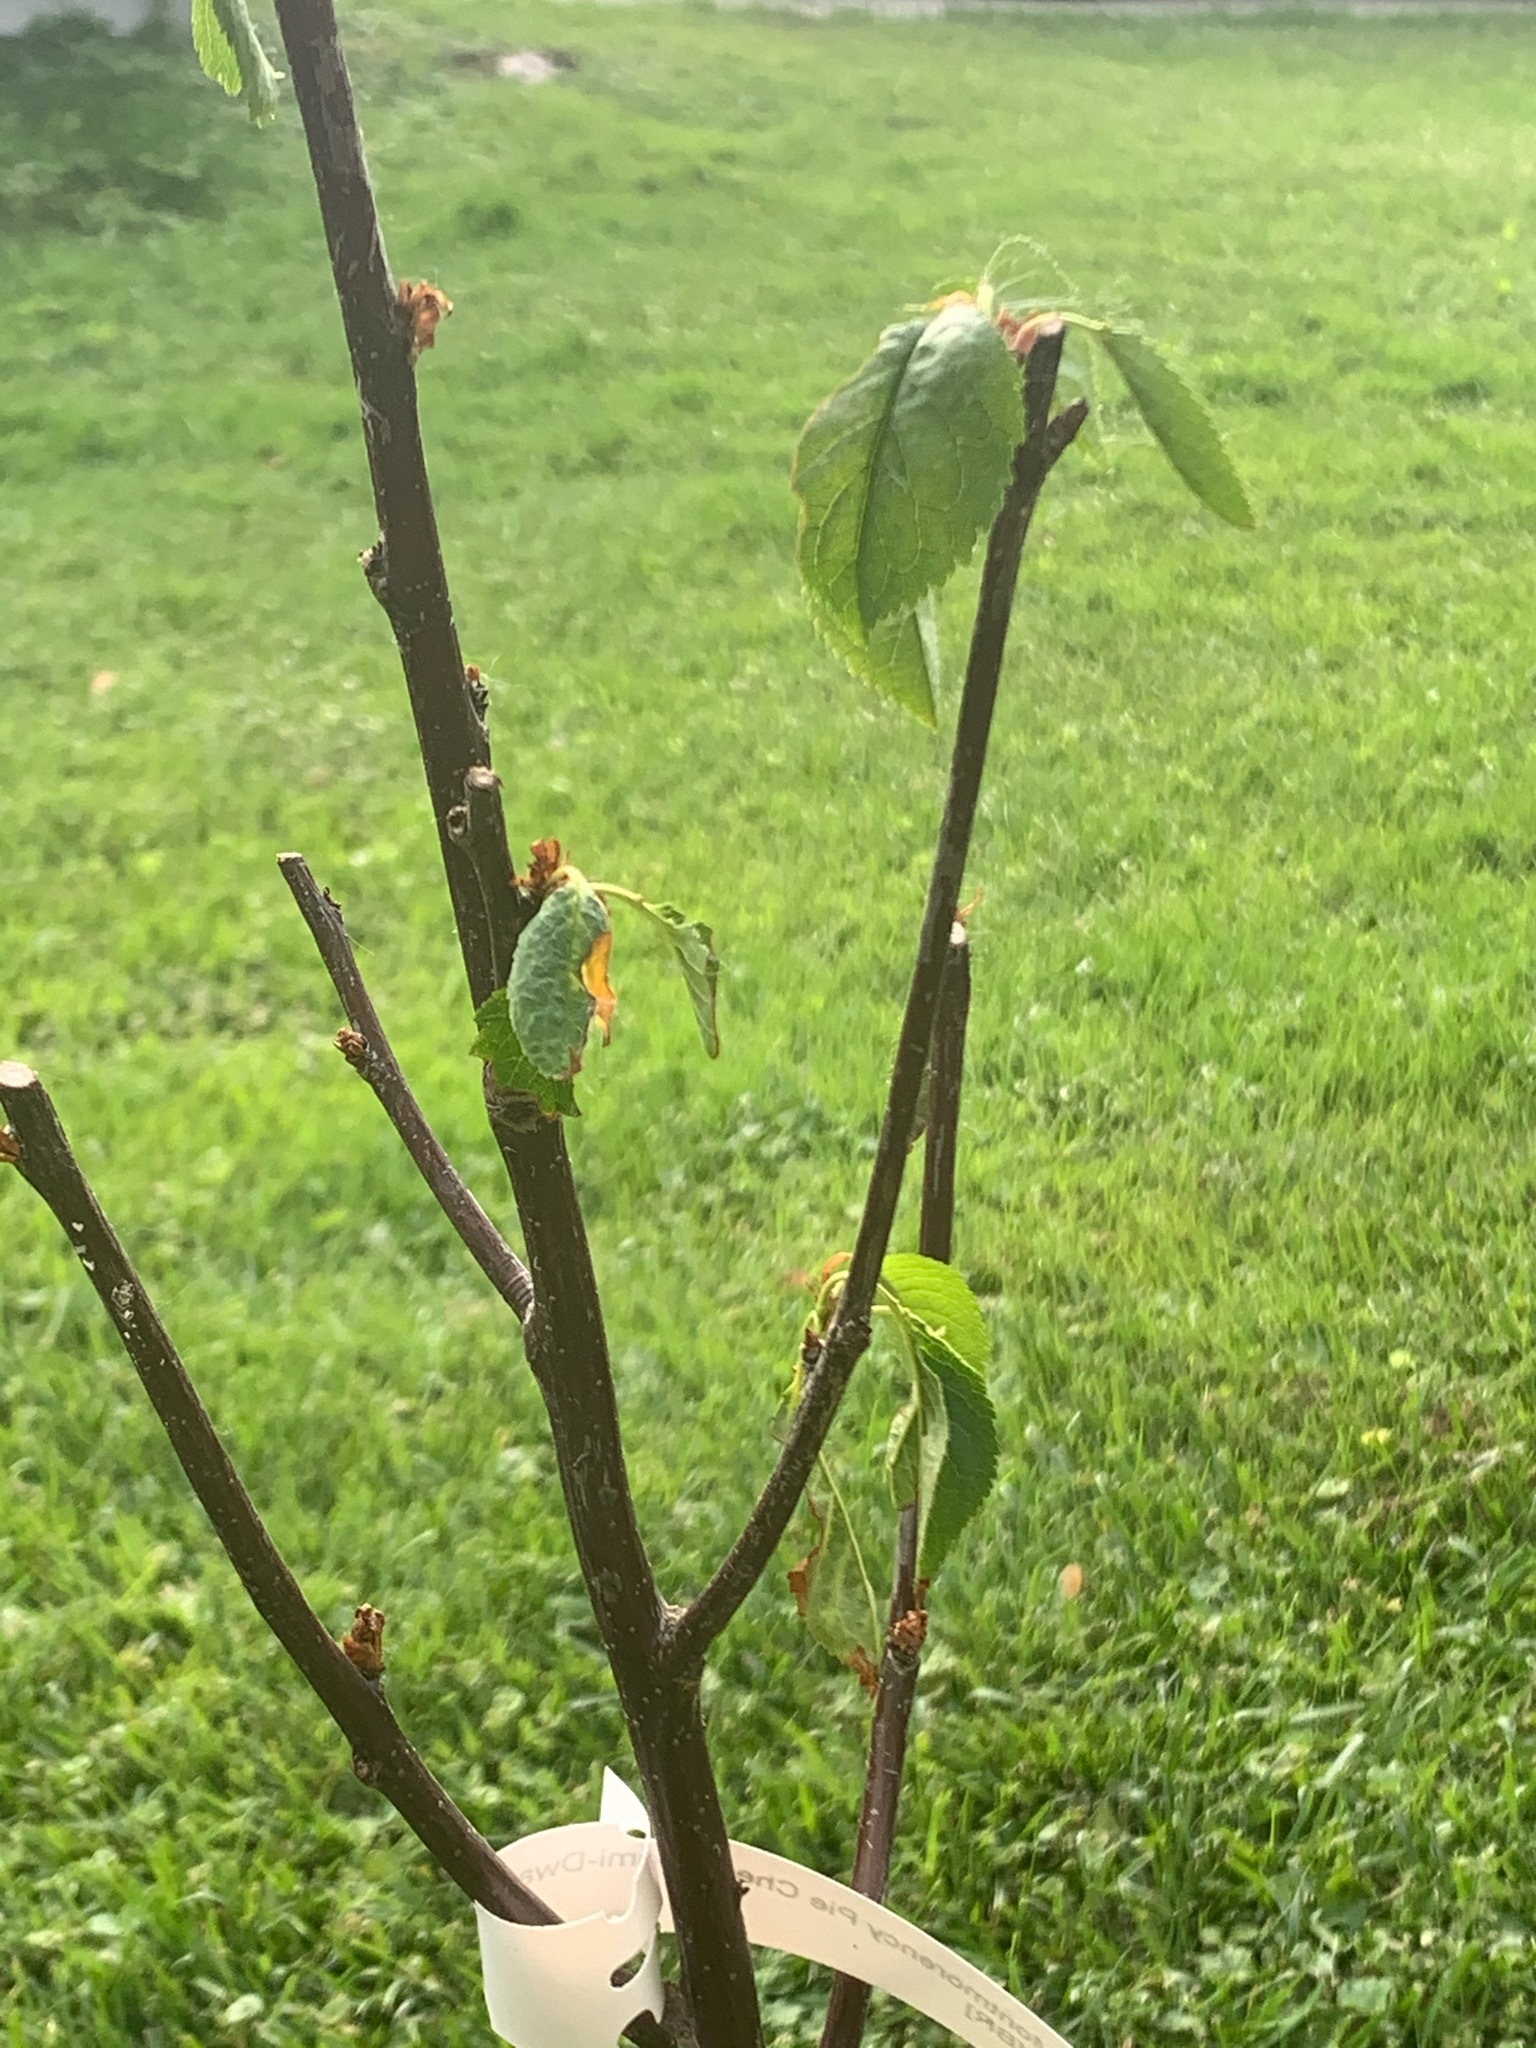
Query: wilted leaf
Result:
<box><xmin>789</xmin><ymin>1485</ymin><xmax>881</xmax><ymax>1685</ymax></box>
<box><xmin>471</xmin><ymin>989</ymin><xmax>579</xmax><ymax>1118</ymax></box>
<box><xmin>793</xmin><ymin>301</ymin><xmax>1023</xmax><ymax>712</ymax></box>
<box><xmin>609</xmin><ymin>895</ymin><xmax>721</xmax><ymax>1057</ymax></box>
<box><xmin>581</xmin><ymin>928</ymin><xmax>618</xmax><ymax>1044</ymax></box>
<box><xmin>510</xmin><ymin>873</ymin><xmax>612</xmax><ymax>1080</ymax></box>
<box><xmin>192</xmin><ymin>0</ymin><xmax>282</xmax><ymax>125</ymax></box>
<box><xmin>1098</xmin><ymin>328</ymin><xmax>1254</xmax><ymax>529</ymax></box>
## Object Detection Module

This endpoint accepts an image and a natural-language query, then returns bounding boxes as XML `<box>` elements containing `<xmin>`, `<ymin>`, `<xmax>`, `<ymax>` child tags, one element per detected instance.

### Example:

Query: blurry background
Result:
<box><xmin>4</xmin><ymin>6</ymin><xmax>1536</xmax><ymax>2044</ymax></box>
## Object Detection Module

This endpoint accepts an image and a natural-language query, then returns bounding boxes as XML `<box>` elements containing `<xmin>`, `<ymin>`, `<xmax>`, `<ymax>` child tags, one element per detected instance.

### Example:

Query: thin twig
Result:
<box><xmin>0</xmin><ymin>1061</ymin><xmax>550</xmax><ymax>1929</ymax></box>
<box><xmin>270</xmin><ymin>0</ymin><xmax>497</xmax><ymax>1003</ymax></box>
<box><xmin>279</xmin><ymin>856</ymin><xmax>534</xmax><ymax>1321</ymax></box>
<box><xmin>820</xmin><ymin>924</ymin><xmax>971</xmax><ymax>2048</ymax></box>
<box><xmin>665</xmin><ymin>344</ymin><xmax>1088</xmax><ymax>1675</ymax></box>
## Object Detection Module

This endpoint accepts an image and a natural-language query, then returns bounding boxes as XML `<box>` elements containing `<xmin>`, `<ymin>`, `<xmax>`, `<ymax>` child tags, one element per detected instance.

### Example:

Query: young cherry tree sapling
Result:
<box><xmin>0</xmin><ymin>10</ymin><xmax>1253</xmax><ymax>2046</ymax></box>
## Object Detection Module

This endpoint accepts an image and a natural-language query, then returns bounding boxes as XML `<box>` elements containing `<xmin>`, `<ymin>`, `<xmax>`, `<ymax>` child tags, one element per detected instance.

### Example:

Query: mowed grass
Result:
<box><xmin>5</xmin><ymin>6</ymin><xmax>1536</xmax><ymax>2043</ymax></box>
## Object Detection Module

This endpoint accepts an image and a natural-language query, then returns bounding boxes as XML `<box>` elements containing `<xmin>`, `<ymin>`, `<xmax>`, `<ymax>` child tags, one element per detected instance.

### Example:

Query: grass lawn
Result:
<box><xmin>6</xmin><ymin>4</ymin><xmax>1536</xmax><ymax>2043</ymax></box>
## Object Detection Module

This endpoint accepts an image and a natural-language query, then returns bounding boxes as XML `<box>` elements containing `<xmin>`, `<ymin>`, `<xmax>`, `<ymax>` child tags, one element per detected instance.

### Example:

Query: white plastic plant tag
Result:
<box><xmin>474</xmin><ymin>1771</ymin><xmax>665</xmax><ymax>2048</ymax></box>
<box><xmin>479</xmin><ymin>1772</ymin><xmax>1072</xmax><ymax>2048</ymax></box>
<box><xmin>682</xmin><ymin>1840</ymin><xmax>1072</xmax><ymax>2048</ymax></box>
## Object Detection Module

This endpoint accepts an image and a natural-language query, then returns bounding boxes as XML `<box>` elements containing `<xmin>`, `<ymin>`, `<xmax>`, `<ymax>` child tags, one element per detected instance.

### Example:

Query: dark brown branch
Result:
<box><xmin>486</xmin><ymin>1105</ymin><xmax>759</xmax><ymax>2045</ymax></box>
<box><xmin>270</xmin><ymin>0</ymin><xmax>497</xmax><ymax>1005</ymax></box>
<box><xmin>447</xmin><ymin>766</ymin><xmax>535</xmax><ymax>988</ymax></box>
<box><xmin>920</xmin><ymin>925</ymin><xmax>971</xmax><ymax>1269</ymax></box>
<box><xmin>820</xmin><ymin>924</ymin><xmax>971</xmax><ymax>2048</ymax></box>
<box><xmin>0</xmin><ymin>1061</ymin><xmax>550</xmax><ymax>1929</ymax></box>
<box><xmin>666</xmin><ymin>344</ymin><xmax>1087</xmax><ymax>1674</ymax></box>
<box><xmin>270</xmin><ymin>6</ymin><xmax>765</xmax><ymax>2035</ymax></box>
<box><xmin>279</xmin><ymin>854</ymin><xmax>534</xmax><ymax>1321</ymax></box>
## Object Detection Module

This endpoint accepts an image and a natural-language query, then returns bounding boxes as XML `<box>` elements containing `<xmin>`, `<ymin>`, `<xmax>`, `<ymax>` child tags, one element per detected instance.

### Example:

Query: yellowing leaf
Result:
<box><xmin>509</xmin><ymin>872</ymin><xmax>613</xmax><ymax>1081</ymax></box>
<box><xmin>581</xmin><ymin>928</ymin><xmax>618</xmax><ymax>1044</ymax></box>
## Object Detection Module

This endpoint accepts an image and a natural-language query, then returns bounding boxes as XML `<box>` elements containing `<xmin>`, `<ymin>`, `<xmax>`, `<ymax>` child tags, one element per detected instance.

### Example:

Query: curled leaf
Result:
<box><xmin>595</xmin><ymin>889</ymin><xmax>721</xmax><ymax>1058</ymax></box>
<box><xmin>509</xmin><ymin>871</ymin><xmax>612</xmax><ymax>1081</ymax></box>
<box><xmin>471</xmin><ymin>989</ymin><xmax>579</xmax><ymax>1118</ymax></box>
<box><xmin>581</xmin><ymin>928</ymin><xmax>618</xmax><ymax>1045</ymax></box>
<box><xmin>788</xmin><ymin>1481</ymin><xmax>881</xmax><ymax>1689</ymax></box>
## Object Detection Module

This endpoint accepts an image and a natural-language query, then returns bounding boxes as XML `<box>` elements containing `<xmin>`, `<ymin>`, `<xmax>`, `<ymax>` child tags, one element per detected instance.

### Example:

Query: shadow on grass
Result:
<box><xmin>0</xmin><ymin>13</ymin><xmax>258</xmax><ymax>235</ymax></box>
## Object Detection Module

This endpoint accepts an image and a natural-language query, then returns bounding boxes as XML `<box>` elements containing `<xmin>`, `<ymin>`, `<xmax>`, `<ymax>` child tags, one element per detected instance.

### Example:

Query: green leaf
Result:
<box><xmin>509</xmin><ymin>874</ymin><xmax>612</xmax><ymax>1082</ymax></box>
<box><xmin>793</xmin><ymin>300</ymin><xmax>1024</xmax><ymax>645</ymax></box>
<box><xmin>807</xmin><ymin>589</ymin><xmax>939</xmax><ymax>728</ymax></box>
<box><xmin>885</xmin><ymin>1364</ymin><xmax>948</xmax><ymax>1526</ymax></box>
<box><xmin>789</xmin><ymin>1476</ymin><xmax>881</xmax><ymax>1684</ymax></box>
<box><xmin>881</xmin><ymin>1253</ymin><xmax>991</xmax><ymax>1376</ymax></box>
<box><xmin>192</xmin><ymin>0</ymin><xmax>241</xmax><ymax>97</ymax></box>
<box><xmin>471</xmin><ymin>990</ymin><xmax>578</xmax><ymax>1119</ymax></box>
<box><xmin>603</xmin><ymin>893</ymin><xmax>721</xmax><ymax>1058</ymax></box>
<box><xmin>193</xmin><ymin>0</ymin><xmax>282</xmax><ymax>125</ymax></box>
<box><xmin>910</xmin><ymin>1324</ymin><xmax>998</xmax><ymax>1581</ymax></box>
<box><xmin>1097</xmin><ymin>328</ymin><xmax>1254</xmax><ymax>529</ymax></box>
<box><xmin>880</xmin><ymin>1255</ymin><xmax>996</xmax><ymax>1579</ymax></box>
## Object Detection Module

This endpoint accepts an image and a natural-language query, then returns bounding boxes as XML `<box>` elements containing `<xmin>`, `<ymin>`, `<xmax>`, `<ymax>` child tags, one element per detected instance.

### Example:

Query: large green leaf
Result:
<box><xmin>471</xmin><ymin>991</ymin><xmax>578</xmax><ymax>1119</ymax></box>
<box><xmin>880</xmin><ymin>1255</ymin><xmax>997</xmax><ymax>1580</ymax></box>
<box><xmin>1098</xmin><ymin>328</ymin><xmax>1254</xmax><ymax>529</ymax></box>
<box><xmin>881</xmin><ymin>1253</ymin><xmax>991</xmax><ymax>1376</ymax></box>
<box><xmin>192</xmin><ymin>0</ymin><xmax>282</xmax><ymax>126</ymax></box>
<box><xmin>807</xmin><ymin>589</ymin><xmax>940</xmax><ymax>728</ymax></box>
<box><xmin>793</xmin><ymin>302</ymin><xmax>1024</xmax><ymax>645</ymax></box>
<box><xmin>509</xmin><ymin>875</ymin><xmax>612</xmax><ymax>1081</ymax></box>
<box><xmin>908</xmin><ymin>1323</ymin><xmax>998</xmax><ymax>1580</ymax></box>
<box><xmin>601</xmin><ymin>891</ymin><xmax>721</xmax><ymax>1058</ymax></box>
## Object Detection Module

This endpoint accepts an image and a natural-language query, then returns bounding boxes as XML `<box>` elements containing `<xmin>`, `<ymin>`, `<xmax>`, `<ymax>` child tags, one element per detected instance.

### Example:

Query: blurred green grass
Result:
<box><xmin>5</xmin><ymin>5</ymin><xmax>1536</xmax><ymax>2043</ymax></box>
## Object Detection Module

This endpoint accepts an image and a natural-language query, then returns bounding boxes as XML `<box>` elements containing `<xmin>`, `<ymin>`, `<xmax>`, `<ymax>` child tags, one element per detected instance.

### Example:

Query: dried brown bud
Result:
<box><xmin>341</xmin><ymin>1603</ymin><xmax>386</xmax><ymax>1679</ymax></box>
<box><xmin>995</xmin><ymin>310</ymin><xmax>1062</xmax><ymax>361</ymax></box>
<box><xmin>397</xmin><ymin>280</ymin><xmax>453</xmax><ymax>363</ymax></box>
<box><xmin>0</xmin><ymin>1127</ymin><xmax>20</xmax><ymax>1166</ymax></box>
<box><xmin>520</xmin><ymin>837</ymin><xmax>564</xmax><ymax>895</ymax></box>
<box><xmin>890</xmin><ymin>1607</ymin><xmax>928</xmax><ymax>1656</ymax></box>
<box><xmin>334</xmin><ymin>1028</ymin><xmax>369</xmax><ymax>1069</ymax></box>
